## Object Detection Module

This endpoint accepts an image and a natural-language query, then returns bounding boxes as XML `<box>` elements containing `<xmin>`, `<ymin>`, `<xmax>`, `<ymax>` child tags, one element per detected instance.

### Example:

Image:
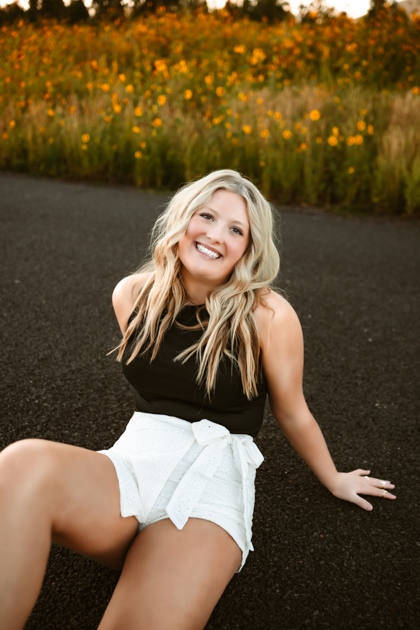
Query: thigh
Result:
<box><xmin>98</xmin><ymin>517</ymin><xmax>242</xmax><ymax>630</ymax></box>
<box><xmin>0</xmin><ymin>439</ymin><xmax>138</xmax><ymax>570</ymax></box>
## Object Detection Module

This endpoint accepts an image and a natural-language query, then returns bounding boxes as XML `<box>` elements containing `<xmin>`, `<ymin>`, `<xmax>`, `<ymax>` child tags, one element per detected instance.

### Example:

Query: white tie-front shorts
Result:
<box><xmin>97</xmin><ymin>411</ymin><xmax>264</xmax><ymax>572</ymax></box>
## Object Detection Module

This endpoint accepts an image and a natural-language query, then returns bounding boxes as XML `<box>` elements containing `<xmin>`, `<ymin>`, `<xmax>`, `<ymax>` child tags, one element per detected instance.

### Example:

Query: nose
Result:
<box><xmin>205</xmin><ymin>220</ymin><xmax>224</xmax><ymax>243</ymax></box>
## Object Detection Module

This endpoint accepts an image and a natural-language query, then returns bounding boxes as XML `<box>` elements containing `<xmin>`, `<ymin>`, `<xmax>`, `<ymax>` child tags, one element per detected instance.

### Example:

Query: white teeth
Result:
<box><xmin>196</xmin><ymin>242</ymin><xmax>220</xmax><ymax>259</ymax></box>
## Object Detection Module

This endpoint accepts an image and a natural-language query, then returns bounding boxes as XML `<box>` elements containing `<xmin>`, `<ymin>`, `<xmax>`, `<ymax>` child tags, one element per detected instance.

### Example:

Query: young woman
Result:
<box><xmin>0</xmin><ymin>169</ymin><xmax>396</xmax><ymax>630</ymax></box>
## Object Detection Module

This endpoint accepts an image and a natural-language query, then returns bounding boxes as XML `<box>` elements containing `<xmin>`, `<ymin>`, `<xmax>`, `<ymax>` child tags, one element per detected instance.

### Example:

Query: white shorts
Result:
<box><xmin>97</xmin><ymin>411</ymin><xmax>264</xmax><ymax>572</ymax></box>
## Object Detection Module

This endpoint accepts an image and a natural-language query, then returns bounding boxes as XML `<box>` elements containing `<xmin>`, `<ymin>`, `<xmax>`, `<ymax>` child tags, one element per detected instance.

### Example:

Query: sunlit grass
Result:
<box><xmin>1</xmin><ymin>6</ymin><xmax>420</xmax><ymax>214</ymax></box>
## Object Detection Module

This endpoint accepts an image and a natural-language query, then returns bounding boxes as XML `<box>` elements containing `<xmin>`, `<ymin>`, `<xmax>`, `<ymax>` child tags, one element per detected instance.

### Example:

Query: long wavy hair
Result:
<box><xmin>114</xmin><ymin>169</ymin><xmax>281</xmax><ymax>402</ymax></box>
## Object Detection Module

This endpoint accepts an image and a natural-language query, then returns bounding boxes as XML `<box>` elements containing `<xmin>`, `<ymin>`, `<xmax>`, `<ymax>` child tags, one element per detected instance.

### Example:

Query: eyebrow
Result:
<box><xmin>203</xmin><ymin>206</ymin><xmax>247</xmax><ymax>229</ymax></box>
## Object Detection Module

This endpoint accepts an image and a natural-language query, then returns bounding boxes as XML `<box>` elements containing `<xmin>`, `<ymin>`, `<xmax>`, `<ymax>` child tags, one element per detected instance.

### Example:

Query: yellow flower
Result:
<box><xmin>81</xmin><ymin>144</ymin><xmax>88</xmax><ymax>151</ymax></box>
<box><xmin>59</xmin><ymin>120</ymin><xmax>65</xmax><ymax>127</ymax></box>
<box><xmin>261</xmin><ymin>129</ymin><xmax>269</xmax><ymax>138</ymax></box>
<box><xmin>328</xmin><ymin>136</ymin><xmax>338</xmax><ymax>146</ymax></box>
<box><xmin>302</xmin><ymin>127</ymin><xmax>307</xmax><ymax>134</ymax></box>
<box><xmin>299</xmin><ymin>142</ymin><xmax>308</xmax><ymax>151</ymax></box>
<box><xmin>412</xmin><ymin>86</ymin><xmax>420</xmax><ymax>95</ymax></box>
<box><xmin>310</xmin><ymin>109</ymin><xmax>320</xmax><ymax>121</ymax></box>
<box><xmin>334</xmin><ymin>96</ymin><xmax>340</xmax><ymax>103</ymax></box>
<box><xmin>316</xmin><ymin>137</ymin><xmax>322</xmax><ymax>143</ymax></box>
<box><xmin>152</xmin><ymin>118</ymin><xmax>162</xmax><ymax>127</ymax></box>
<box><xmin>119</xmin><ymin>74</ymin><xmax>126</xmax><ymax>82</ymax></box>
<box><xmin>40</xmin><ymin>127</ymin><xmax>45</xmax><ymax>133</ymax></box>
<box><xmin>347</xmin><ymin>136</ymin><xmax>355</xmax><ymax>145</ymax></box>
<box><xmin>132</xmin><ymin>127</ymin><xmax>141</xmax><ymax>134</ymax></box>
<box><xmin>134</xmin><ymin>151</ymin><xmax>142</xmax><ymax>159</ymax></box>
<box><xmin>48</xmin><ymin>137</ymin><xmax>54</xmax><ymax>144</ymax></box>
<box><xmin>274</xmin><ymin>112</ymin><xmax>282</xmax><ymax>120</ymax></box>
<box><xmin>283</xmin><ymin>130</ymin><xmax>292</xmax><ymax>139</ymax></box>
<box><xmin>101</xmin><ymin>83</ymin><xmax>110</xmax><ymax>92</ymax></box>
<box><xmin>332</xmin><ymin>127</ymin><xmax>339</xmax><ymax>136</ymax></box>
<box><xmin>234</xmin><ymin>45</ymin><xmax>246</xmax><ymax>54</ymax></box>
<box><xmin>360</xmin><ymin>108</ymin><xmax>368</xmax><ymax>115</ymax></box>
<box><xmin>69</xmin><ymin>106</ymin><xmax>76</xmax><ymax>114</ymax></box>
<box><xmin>113</xmin><ymin>104</ymin><xmax>121</xmax><ymax>113</ymax></box>
<box><xmin>9</xmin><ymin>120</ymin><xmax>16</xmax><ymax>128</ymax></box>
<box><xmin>355</xmin><ymin>135</ymin><xmax>363</xmax><ymax>144</ymax></box>
<box><xmin>135</xmin><ymin>107</ymin><xmax>143</xmax><ymax>116</ymax></box>
<box><xmin>103</xmin><ymin>115</ymin><xmax>112</xmax><ymax>122</ymax></box>
<box><xmin>225</xmin><ymin>122</ymin><xmax>232</xmax><ymax>129</ymax></box>
<box><xmin>216</xmin><ymin>87</ymin><xmax>226</xmax><ymax>97</ymax></box>
<box><xmin>184</xmin><ymin>89</ymin><xmax>193</xmax><ymax>100</ymax></box>
<box><xmin>232</xmin><ymin>138</ymin><xmax>239</xmax><ymax>145</ymax></box>
<box><xmin>238</xmin><ymin>92</ymin><xmax>248</xmax><ymax>102</ymax></box>
<box><xmin>294</xmin><ymin>122</ymin><xmax>301</xmax><ymax>130</ymax></box>
<box><xmin>357</xmin><ymin>121</ymin><xmax>366</xmax><ymax>131</ymax></box>
<box><xmin>257</xmin><ymin>98</ymin><xmax>263</xmax><ymax>105</ymax></box>
<box><xmin>126</xmin><ymin>85</ymin><xmax>134</xmax><ymax>93</ymax></box>
<box><xmin>204</xmin><ymin>76</ymin><xmax>213</xmax><ymax>85</ymax></box>
<box><xmin>87</xmin><ymin>82</ymin><xmax>94</xmax><ymax>90</ymax></box>
<box><xmin>48</xmin><ymin>109</ymin><xmax>55</xmax><ymax>117</ymax></box>
<box><xmin>226</xmin><ymin>131</ymin><xmax>232</xmax><ymax>138</ymax></box>
<box><xmin>348</xmin><ymin>167</ymin><xmax>355</xmax><ymax>174</ymax></box>
<box><xmin>157</xmin><ymin>95</ymin><xmax>166</xmax><ymax>105</ymax></box>
<box><xmin>82</xmin><ymin>134</ymin><xmax>90</xmax><ymax>143</ymax></box>
<box><xmin>227</xmin><ymin>109</ymin><xmax>232</xmax><ymax>115</ymax></box>
<box><xmin>368</xmin><ymin>125</ymin><xmax>374</xmax><ymax>135</ymax></box>
<box><xmin>242</xmin><ymin>125</ymin><xmax>252</xmax><ymax>134</ymax></box>
<box><xmin>2</xmin><ymin>133</ymin><xmax>8</xmax><ymax>139</ymax></box>
<box><xmin>354</xmin><ymin>71</ymin><xmax>362</xmax><ymax>79</ymax></box>
<box><xmin>140</xmin><ymin>141</ymin><xmax>146</xmax><ymax>148</ymax></box>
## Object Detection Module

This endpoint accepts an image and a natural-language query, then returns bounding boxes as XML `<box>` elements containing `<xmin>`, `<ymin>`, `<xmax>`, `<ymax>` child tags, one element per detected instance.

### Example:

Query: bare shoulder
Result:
<box><xmin>253</xmin><ymin>289</ymin><xmax>302</xmax><ymax>351</ymax></box>
<box><xmin>112</xmin><ymin>271</ymin><xmax>153</xmax><ymax>334</ymax></box>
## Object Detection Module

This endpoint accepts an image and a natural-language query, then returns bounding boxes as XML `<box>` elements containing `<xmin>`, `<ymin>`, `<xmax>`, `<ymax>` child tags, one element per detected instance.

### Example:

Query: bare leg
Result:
<box><xmin>0</xmin><ymin>439</ymin><xmax>138</xmax><ymax>630</ymax></box>
<box><xmin>98</xmin><ymin>517</ymin><xmax>243</xmax><ymax>630</ymax></box>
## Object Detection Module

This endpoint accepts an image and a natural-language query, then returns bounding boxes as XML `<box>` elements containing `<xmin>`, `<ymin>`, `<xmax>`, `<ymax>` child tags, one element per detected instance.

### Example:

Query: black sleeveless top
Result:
<box><xmin>122</xmin><ymin>304</ymin><xmax>267</xmax><ymax>437</ymax></box>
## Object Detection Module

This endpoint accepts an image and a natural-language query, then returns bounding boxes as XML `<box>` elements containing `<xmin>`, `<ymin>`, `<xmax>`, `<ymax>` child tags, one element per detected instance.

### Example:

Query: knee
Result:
<box><xmin>0</xmin><ymin>439</ymin><xmax>58</xmax><ymax>495</ymax></box>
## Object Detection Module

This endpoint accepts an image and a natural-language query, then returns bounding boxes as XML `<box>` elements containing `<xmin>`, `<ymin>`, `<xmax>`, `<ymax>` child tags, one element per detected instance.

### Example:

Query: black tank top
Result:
<box><xmin>122</xmin><ymin>304</ymin><xmax>267</xmax><ymax>437</ymax></box>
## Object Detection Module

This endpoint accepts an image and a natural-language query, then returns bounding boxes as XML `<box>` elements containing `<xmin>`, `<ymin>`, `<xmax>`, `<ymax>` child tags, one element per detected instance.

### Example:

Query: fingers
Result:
<box><xmin>353</xmin><ymin>495</ymin><xmax>373</xmax><ymax>511</ymax></box>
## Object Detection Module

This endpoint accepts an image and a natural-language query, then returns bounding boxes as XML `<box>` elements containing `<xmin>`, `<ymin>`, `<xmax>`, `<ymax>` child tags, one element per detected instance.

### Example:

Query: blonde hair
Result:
<box><xmin>115</xmin><ymin>169</ymin><xmax>281</xmax><ymax>401</ymax></box>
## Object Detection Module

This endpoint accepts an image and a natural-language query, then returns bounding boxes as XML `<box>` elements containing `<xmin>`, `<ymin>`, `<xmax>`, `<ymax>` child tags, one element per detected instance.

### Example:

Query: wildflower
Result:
<box><xmin>299</xmin><ymin>142</ymin><xmax>308</xmax><ymax>151</ymax></box>
<box><xmin>126</xmin><ymin>85</ymin><xmax>135</xmax><ymax>93</ymax></box>
<box><xmin>347</xmin><ymin>136</ymin><xmax>355</xmax><ymax>145</ymax></box>
<box><xmin>267</xmin><ymin>111</ymin><xmax>273</xmax><ymax>117</ymax></box>
<box><xmin>226</xmin><ymin>131</ymin><xmax>232</xmax><ymax>138</ymax></box>
<box><xmin>274</xmin><ymin>112</ymin><xmax>282</xmax><ymax>120</ymax></box>
<box><xmin>368</xmin><ymin>125</ymin><xmax>374</xmax><ymax>135</ymax></box>
<box><xmin>302</xmin><ymin>127</ymin><xmax>307</xmax><ymax>133</ymax></box>
<box><xmin>82</xmin><ymin>134</ymin><xmax>90</xmax><ymax>143</ymax></box>
<box><xmin>357</xmin><ymin>121</ymin><xmax>366</xmax><ymax>131</ymax></box>
<box><xmin>234</xmin><ymin>45</ymin><xmax>246</xmax><ymax>54</ymax></box>
<box><xmin>132</xmin><ymin>127</ymin><xmax>141</xmax><ymax>134</ymax></box>
<box><xmin>261</xmin><ymin>129</ymin><xmax>269</xmax><ymax>138</ymax></box>
<box><xmin>310</xmin><ymin>110</ymin><xmax>320</xmax><ymax>121</ymax></box>
<box><xmin>48</xmin><ymin>138</ymin><xmax>54</xmax><ymax>144</ymax></box>
<box><xmin>354</xmin><ymin>71</ymin><xmax>362</xmax><ymax>79</ymax></box>
<box><xmin>348</xmin><ymin>167</ymin><xmax>355</xmax><ymax>174</ymax></box>
<box><xmin>360</xmin><ymin>108</ymin><xmax>368</xmax><ymax>115</ymax></box>
<box><xmin>9</xmin><ymin>120</ymin><xmax>16</xmax><ymax>128</ymax></box>
<box><xmin>332</xmin><ymin>127</ymin><xmax>339</xmax><ymax>136</ymax></box>
<box><xmin>238</xmin><ymin>92</ymin><xmax>248</xmax><ymax>102</ymax></box>
<box><xmin>87</xmin><ymin>82</ymin><xmax>94</xmax><ymax>90</ymax></box>
<box><xmin>113</xmin><ymin>104</ymin><xmax>121</xmax><ymax>113</ymax></box>
<box><xmin>134</xmin><ymin>151</ymin><xmax>142</xmax><ymax>159</ymax></box>
<box><xmin>135</xmin><ymin>107</ymin><xmax>143</xmax><ymax>116</ymax></box>
<box><xmin>260</xmin><ymin>160</ymin><xmax>265</xmax><ymax>167</ymax></box>
<box><xmin>257</xmin><ymin>98</ymin><xmax>263</xmax><ymax>105</ymax></box>
<box><xmin>205</xmin><ymin>76</ymin><xmax>213</xmax><ymax>85</ymax></box>
<box><xmin>227</xmin><ymin>109</ymin><xmax>232</xmax><ymax>115</ymax></box>
<box><xmin>225</xmin><ymin>122</ymin><xmax>232</xmax><ymax>129</ymax></box>
<box><xmin>103</xmin><ymin>115</ymin><xmax>112</xmax><ymax>122</ymax></box>
<box><xmin>412</xmin><ymin>86</ymin><xmax>420</xmax><ymax>95</ymax></box>
<box><xmin>152</xmin><ymin>118</ymin><xmax>162</xmax><ymax>127</ymax></box>
<box><xmin>101</xmin><ymin>84</ymin><xmax>110</xmax><ymax>92</ymax></box>
<box><xmin>316</xmin><ymin>137</ymin><xmax>322</xmax><ymax>143</ymax></box>
<box><xmin>59</xmin><ymin>120</ymin><xmax>65</xmax><ymax>127</ymax></box>
<box><xmin>157</xmin><ymin>95</ymin><xmax>166</xmax><ymax>105</ymax></box>
<box><xmin>283</xmin><ymin>130</ymin><xmax>292</xmax><ymax>139</ymax></box>
<box><xmin>334</xmin><ymin>96</ymin><xmax>340</xmax><ymax>103</ymax></box>
<box><xmin>3</xmin><ymin>133</ymin><xmax>8</xmax><ymax>139</ymax></box>
<box><xmin>81</xmin><ymin>144</ymin><xmax>88</xmax><ymax>151</ymax></box>
<box><xmin>69</xmin><ymin>106</ymin><xmax>76</xmax><ymax>114</ymax></box>
<box><xmin>232</xmin><ymin>138</ymin><xmax>239</xmax><ymax>144</ymax></box>
<box><xmin>119</xmin><ymin>74</ymin><xmax>126</xmax><ymax>82</ymax></box>
<box><xmin>184</xmin><ymin>90</ymin><xmax>193</xmax><ymax>100</ymax></box>
<box><xmin>48</xmin><ymin>109</ymin><xmax>55</xmax><ymax>117</ymax></box>
<box><xmin>201</xmin><ymin>96</ymin><xmax>207</xmax><ymax>103</ymax></box>
<box><xmin>242</xmin><ymin>125</ymin><xmax>252</xmax><ymax>134</ymax></box>
<box><xmin>328</xmin><ymin>136</ymin><xmax>338</xmax><ymax>146</ymax></box>
<box><xmin>354</xmin><ymin>135</ymin><xmax>363</xmax><ymax>144</ymax></box>
<box><xmin>216</xmin><ymin>87</ymin><xmax>226</xmax><ymax>97</ymax></box>
<box><xmin>40</xmin><ymin>127</ymin><xmax>45</xmax><ymax>133</ymax></box>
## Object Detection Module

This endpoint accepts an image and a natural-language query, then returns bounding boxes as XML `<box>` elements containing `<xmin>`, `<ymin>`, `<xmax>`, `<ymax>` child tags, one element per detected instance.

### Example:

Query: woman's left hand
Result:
<box><xmin>328</xmin><ymin>469</ymin><xmax>396</xmax><ymax>511</ymax></box>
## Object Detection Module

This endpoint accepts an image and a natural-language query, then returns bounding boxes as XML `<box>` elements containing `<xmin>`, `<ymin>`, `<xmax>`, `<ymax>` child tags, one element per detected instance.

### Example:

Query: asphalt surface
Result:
<box><xmin>0</xmin><ymin>171</ymin><xmax>419</xmax><ymax>630</ymax></box>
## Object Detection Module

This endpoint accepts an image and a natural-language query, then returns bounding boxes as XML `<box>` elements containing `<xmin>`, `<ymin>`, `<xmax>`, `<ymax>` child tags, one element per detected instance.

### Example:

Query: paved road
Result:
<box><xmin>0</xmin><ymin>172</ymin><xmax>419</xmax><ymax>630</ymax></box>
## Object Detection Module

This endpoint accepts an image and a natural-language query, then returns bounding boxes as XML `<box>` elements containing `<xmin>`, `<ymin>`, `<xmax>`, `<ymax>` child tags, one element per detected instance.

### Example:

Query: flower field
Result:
<box><xmin>1</xmin><ymin>6</ymin><xmax>420</xmax><ymax>214</ymax></box>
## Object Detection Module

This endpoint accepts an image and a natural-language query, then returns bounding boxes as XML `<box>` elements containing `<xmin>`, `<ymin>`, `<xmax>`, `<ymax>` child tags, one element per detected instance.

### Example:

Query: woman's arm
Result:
<box><xmin>259</xmin><ymin>292</ymin><xmax>396</xmax><ymax>511</ymax></box>
<box><xmin>112</xmin><ymin>272</ymin><xmax>152</xmax><ymax>335</ymax></box>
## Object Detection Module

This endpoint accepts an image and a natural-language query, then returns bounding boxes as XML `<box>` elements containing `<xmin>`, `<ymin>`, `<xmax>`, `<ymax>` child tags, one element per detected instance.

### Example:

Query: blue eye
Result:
<box><xmin>199</xmin><ymin>213</ymin><xmax>242</xmax><ymax>235</ymax></box>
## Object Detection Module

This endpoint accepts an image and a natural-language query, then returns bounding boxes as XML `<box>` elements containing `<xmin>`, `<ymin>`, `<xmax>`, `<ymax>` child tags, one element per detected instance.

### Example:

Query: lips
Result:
<box><xmin>195</xmin><ymin>241</ymin><xmax>222</xmax><ymax>257</ymax></box>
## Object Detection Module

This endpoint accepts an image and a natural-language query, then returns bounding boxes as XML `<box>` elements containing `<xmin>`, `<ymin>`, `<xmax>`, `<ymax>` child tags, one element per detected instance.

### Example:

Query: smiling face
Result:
<box><xmin>177</xmin><ymin>189</ymin><xmax>251</xmax><ymax>300</ymax></box>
